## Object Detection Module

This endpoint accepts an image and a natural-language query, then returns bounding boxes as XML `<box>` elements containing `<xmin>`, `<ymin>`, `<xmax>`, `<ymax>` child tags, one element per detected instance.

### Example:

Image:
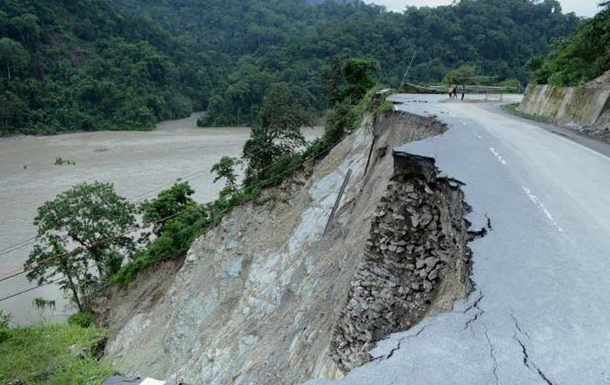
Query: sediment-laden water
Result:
<box><xmin>0</xmin><ymin>114</ymin><xmax>321</xmax><ymax>324</ymax></box>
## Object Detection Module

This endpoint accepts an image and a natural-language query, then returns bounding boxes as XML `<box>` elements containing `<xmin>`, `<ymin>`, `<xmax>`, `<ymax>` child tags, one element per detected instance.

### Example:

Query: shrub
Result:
<box><xmin>68</xmin><ymin>311</ymin><xmax>95</xmax><ymax>328</ymax></box>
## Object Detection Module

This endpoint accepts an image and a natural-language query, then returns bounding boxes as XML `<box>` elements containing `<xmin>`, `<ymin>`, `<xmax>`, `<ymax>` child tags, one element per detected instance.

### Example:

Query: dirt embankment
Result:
<box><xmin>99</xmin><ymin>110</ymin><xmax>476</xmax><ymax>384</ymax></box>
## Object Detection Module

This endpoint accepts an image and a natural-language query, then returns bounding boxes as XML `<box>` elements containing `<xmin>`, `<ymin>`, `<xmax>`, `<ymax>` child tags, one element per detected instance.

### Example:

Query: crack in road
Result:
<box><xmin>511</xmin><ymin>312</ymin><xmax>531</xmax><ymax>340</ymax></box>
<box><xmin>462</xmin><ymin>291</ymin><xmax>484</xmax><ymax>314</ymax></box>
<box><xmin>483</xmin><ymin>326</ymin><xmax>499</xmax><ymax>385</ymax></box>
<box><xmin>512</xmin><ymin>315</ymin><xmax>555</xmax><ymax>385</ymax></box>
<box><xmin>462</xmin><ymin>291</ymin><xmax>485</xmax><ymax>333</ymax></box>
<box><xmin>373</xmin><ymin>324</ymin><xmax>430</xmax><ymax>362</ymax></box>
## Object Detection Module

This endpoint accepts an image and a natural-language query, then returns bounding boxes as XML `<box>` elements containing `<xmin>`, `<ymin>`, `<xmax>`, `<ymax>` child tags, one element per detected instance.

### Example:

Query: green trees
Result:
<box><xmin>531</xmin><ymin>5</ymin><xmax>610</xmax><ymax>86</ymax></box>
<box><xmin>0</xmin><ymin>0</ymin><xmax>583</xmax><ymax>136</ymax></box>
<box><xmin>114</xmin><ymin>0</ymin><xmax>580</xmax><ymax>128</ymax></box>
<box><xmin>443</xmin><ymin>64</ymin><xmax>479</xmax><ymax>85</ymax></box>
<box><xmin>211</xmin><ymin>157</ymin><xmax>241</xmax><ymax>196</ymax></box>
<box><xmin>0</xmin><ymin>37</ymin><xmax>27</xmax><ymax>80</ymax></box>
<box><xmin>243</xmin><ymin>84</ymin><xmax>312</xmax><ymax>178</ymax></box>
<box><xmin>0</xmin><ymin>0</ymin><xmax>206</xmax><ymax>136</ymax></box>
<box><xmin>140</xmin><ymin>182</ymin><xmax>197</xmax><ymax>235</ymax></box>
<box><xmin>111</xmin><ymin>182</ymin><xmax>209</xmax><ymax>286</ymax></box>
<box><xmin>25</xmin><ymin>182</ymin><xmax>137</xmax><ymax>311</ymax></box>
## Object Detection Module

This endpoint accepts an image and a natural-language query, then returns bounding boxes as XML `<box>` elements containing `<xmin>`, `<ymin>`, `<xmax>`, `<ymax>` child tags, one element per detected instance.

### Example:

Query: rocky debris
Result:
<box><xmin>101</xmin><ymin>110</ymin><xmax>457</xmax><ymax>385</ymax></box>
<box><xmin>330</xmin><ymin>152</ymin><xmax>472</xmax><ymax>372</ymax></box>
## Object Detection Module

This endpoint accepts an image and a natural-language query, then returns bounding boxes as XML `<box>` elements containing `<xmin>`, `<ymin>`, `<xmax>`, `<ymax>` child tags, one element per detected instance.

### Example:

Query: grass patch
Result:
<box><xmin>0</xmin><ymin>323</ymin><xmax>115</xmax><ymax>385</ymax></box>
<box><xmin>375</xmin><ymin>100</ymin><xmax>395</xmax><ymax>115</ymax></box>
<box><xmin>502</xmin><ymin>103</ymin><xmax>552</xmax><ymax>123</ymax></box>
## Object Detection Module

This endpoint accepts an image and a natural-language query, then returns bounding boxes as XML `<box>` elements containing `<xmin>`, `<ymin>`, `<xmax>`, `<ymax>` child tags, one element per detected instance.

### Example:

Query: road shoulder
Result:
<box><xmin>492</xmin><ymin>103</ymin><xmax>610</xmax><ymax>159</ymax></box>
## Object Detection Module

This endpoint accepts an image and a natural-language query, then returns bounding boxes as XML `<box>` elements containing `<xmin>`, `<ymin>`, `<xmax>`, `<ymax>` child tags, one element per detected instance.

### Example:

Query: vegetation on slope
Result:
<box><xmin>0</xmin><ymin>0</ymin><xmax>209</xmax><ymax>136</ymax></box>
<box><xmin>529</xmin><ymin>3</ymin><xmax>610</xmax><ymax>86</ymax></box>
<box><xmin>110</xmin><ymin>59</ymin><xmax>379</xmax><ymax>286</ymax></box>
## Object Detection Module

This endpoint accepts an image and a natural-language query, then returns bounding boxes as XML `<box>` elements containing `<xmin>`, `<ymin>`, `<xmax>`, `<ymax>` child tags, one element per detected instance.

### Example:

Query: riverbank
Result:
<box><xmin>0</xmin><ymin>113</ymin><xmax>321</xmax><ymax>325</ymax></box>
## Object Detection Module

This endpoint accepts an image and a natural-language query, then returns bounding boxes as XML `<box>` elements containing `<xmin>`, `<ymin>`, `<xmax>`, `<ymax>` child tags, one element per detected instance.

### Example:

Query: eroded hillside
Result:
<box><xmin>98</xmin><ymin>110</ymin><xmax>477</xmax><ymax>384</ymax></box>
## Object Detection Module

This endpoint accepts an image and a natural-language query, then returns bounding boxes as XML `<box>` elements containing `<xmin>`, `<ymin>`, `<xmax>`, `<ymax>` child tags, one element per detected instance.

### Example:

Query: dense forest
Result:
<box><xmin>0</xmin><ymin>0</ymin><xmax>209</xmax><ymax>135</ymax></box>
<box><xmin>1</xmin><ymin>0</ymin><xmax>582</xmax><ymax>135</ymax></box>
<box><xmin>530</xmin><ymin>2</ymin><xmax>610</xmax><ymax>86</ymax></box>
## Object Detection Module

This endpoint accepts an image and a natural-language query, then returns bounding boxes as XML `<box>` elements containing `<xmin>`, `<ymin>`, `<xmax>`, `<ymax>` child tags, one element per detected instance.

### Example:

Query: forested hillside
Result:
<box><xmin>529</xmin><ymin>2</ymin><xmax>610</xmax><ymax>86</ymax></box>
<box><xmin>1</xmin><ymin>0</ymin><xmax>581</xmax><ymax>135</ymax></box>
<box><xmin>112</xmin><ymin>0</ymin><xmax>581</xmax><ymax>126</ymax></box>
<box><xmin>0</xmin><ymin>0</ymin><xmax>209</xmax><ymax>135</ymax></box>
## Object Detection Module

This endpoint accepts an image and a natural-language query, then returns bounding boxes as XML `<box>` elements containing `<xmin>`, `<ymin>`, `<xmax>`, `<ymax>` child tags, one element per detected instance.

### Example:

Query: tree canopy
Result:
<box><xmin>243</xmin><ymin>83</ymin><xmax>312</xmax><ymax>178</ymax></box>
<box><xmin>0</xmin><ymin>0</ymin><xmax>209</xmax><ymax>136</ymax></box>
<box><xmin>530</xmin><ymin>4</ymin><xmax>610</xmax><ymax>86</ymax></box>
<box><xmin>26</xmin><ymin>182</ymin><xmax>137</xmax><ymax>311</ymax></box>
<box><xmin>0</xmin><ymin>0</ymin><xmax>582</xmax><ymax>135</ymax></box>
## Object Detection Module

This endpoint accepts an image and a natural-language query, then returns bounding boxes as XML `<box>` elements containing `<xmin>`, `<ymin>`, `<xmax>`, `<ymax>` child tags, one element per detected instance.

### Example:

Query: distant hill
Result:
<box><xmin>112</xmin><ymin>0</ymin><xmax>581</xmax><ymax>126</ymax></box>
<box><xmin>305</xmin><ymin>0</ymin><xmax>354</xmax><ymax>5</ymax></box>
<box><xmin>1</xmin><ymin>0</ymin><xmax>582</xmax><ymax>134</ymax></box>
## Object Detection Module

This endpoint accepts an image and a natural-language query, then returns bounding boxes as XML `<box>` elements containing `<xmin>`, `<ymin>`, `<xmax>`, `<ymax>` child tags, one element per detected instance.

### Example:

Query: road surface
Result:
<box><xmin>307</xmin><ymin>94</ymin><xmax>610</xmax><ymax>384</ymax></box>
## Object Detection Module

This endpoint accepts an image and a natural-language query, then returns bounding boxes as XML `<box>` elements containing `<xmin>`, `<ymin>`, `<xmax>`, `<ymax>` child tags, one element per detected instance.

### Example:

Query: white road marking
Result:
<box><xmin>462</xmin><ymin>121</ymin><xmax>467</xmax><ymax>126</ymax></box>
<box><xmin>521</xmin><ymin>186</ymin><xmax>565</xmax><ymax>233</ymax></box>
<box><xmin>472</xmin><ymin>130</ymin><xmax>482</xmax><ymax>139</ymax></box>
<box><xmin>489</xmin><ymin>147</ymin><xmax>507</xmax><ymax>165</ymax></box>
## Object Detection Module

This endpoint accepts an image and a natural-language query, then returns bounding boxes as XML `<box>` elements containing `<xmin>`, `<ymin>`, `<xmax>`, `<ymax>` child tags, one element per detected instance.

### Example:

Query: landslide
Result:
<box><xmin>99</xmin><ymin>110</ymin><xmax>474</xmax><ymax>384</ymax></box>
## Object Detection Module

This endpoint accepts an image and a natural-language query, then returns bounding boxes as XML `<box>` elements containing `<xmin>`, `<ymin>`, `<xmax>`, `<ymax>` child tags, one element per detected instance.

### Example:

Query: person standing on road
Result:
<box><xmin>461</xmin><ymin>84</ymin><xmax>465</xmax><ymax>100</ymax></box>
<box><xmin>448</xmin><ymin>85</ymin><xmax>453</xmax><ymax>99</ymax></box>
<box><xmin>453</xmin><ymin>86</ymin><xmax>458</xmax><ymax>99</ymax></box>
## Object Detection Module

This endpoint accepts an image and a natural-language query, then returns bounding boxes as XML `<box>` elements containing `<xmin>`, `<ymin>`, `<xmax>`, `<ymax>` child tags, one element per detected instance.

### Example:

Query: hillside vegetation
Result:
<box><xmin>1</xmin><ymin>0</ymin><xmax>581</xmax><ymax>135</ymax></box>
<box><xmin>113</xmin><ymin>0</ymin><xmax>581</xmax><ymax>126</ymax></box>
<box><xmin>529</xmin><ymin>2</ymin><xmax>610</xmax><ymax>86</ymax></box>
<box><xmin>0</xmin><ymin>0</ymin><xmax>208</xmax><ymax>135</ymax></box>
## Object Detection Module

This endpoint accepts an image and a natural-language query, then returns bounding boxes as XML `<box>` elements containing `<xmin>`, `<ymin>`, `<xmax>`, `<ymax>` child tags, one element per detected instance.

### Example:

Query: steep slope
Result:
<box><xmin>100</xmin><ymin>111</ymin><xmax>478</xmax><ymax>384</ymax></box>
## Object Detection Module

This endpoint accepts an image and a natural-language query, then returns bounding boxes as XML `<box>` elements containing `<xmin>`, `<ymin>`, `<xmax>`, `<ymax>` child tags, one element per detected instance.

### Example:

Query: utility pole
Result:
<box><xmin>399</xmin><ymin>51</ymin><xmax>417</xmax><ymax>89</ymax></box>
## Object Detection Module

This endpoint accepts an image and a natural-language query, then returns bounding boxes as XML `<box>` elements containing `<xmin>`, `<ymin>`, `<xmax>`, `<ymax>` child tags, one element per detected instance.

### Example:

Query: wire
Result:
<box><xmin>0</xmin><ymin>136</ymin><xmax>316</xmax><ymax>259</ymax></box>
<box><xmin>0</xmin><ymin>237</ymin><xmax>37</xmax><ymax>255</ymax></box>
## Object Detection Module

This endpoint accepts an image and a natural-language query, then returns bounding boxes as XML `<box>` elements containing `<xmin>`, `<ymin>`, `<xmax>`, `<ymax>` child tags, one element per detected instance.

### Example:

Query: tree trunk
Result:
<box><xmin>63</xmin><ymin>266</ymin><xmax>83</xmax><ymax>312</ymax></box>
<box><xmin>6</xmin><ymin>62</ymin><xmax>11</xmax><ymax>80</ymax></box>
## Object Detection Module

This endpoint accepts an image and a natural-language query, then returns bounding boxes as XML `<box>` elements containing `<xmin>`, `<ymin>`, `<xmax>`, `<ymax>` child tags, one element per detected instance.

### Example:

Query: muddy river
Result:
<box><xmin>0</xmin><ymin>114</ymin><xmax>321</xmax><ymax>324</ymax></box>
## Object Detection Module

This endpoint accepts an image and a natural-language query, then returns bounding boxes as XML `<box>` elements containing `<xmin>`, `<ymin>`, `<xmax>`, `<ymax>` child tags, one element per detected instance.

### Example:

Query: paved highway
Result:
<box><xmin>307</xmin><ymin>94</ymin><xmax>610</xmax><ymax>384</ymax></box>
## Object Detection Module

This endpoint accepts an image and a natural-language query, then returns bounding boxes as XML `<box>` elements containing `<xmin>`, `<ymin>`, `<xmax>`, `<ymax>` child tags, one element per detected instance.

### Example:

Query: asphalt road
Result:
<box><xmin>307</xmin><ymin>94</ymin><xmax>610</xmax><ymax>385</ymax></box>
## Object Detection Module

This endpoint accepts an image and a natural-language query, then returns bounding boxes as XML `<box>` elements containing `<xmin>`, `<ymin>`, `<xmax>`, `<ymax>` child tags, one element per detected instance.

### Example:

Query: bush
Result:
<box><xmin>68</xmin><ymin>311</ymin><xmax>95</xmax><ymax>328</ymax></box>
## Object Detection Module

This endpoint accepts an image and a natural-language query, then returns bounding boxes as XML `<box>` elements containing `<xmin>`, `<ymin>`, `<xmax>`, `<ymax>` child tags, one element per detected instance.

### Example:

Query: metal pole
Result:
<box><xmin>399</xmin><ymin>52</ymin><xmax>417</xmax><ymax>89</ymax></box>
<box><xmin>324</xmin><ymin>169</ymin><xmax>352</xmax><ymax>236</ymax></box>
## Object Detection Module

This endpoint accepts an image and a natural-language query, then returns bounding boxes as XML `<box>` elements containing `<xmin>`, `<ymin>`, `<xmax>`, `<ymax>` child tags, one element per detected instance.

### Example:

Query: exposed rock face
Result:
<box><xmin>101</xmin><ymin>110</ymin><xmax>471</xmax><ymax>385</ymax></box>
<box><xmin>331</xmin><ymin>152</ymin><xmax>472</xmax><ymax>371</ymax></box>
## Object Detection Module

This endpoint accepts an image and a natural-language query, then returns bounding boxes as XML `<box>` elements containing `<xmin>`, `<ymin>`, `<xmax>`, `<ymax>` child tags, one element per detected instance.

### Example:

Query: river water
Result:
<box><xmin>0</xmin><ymin>114</ymin><xmax>321</xmax><ymax>324</ymax></box>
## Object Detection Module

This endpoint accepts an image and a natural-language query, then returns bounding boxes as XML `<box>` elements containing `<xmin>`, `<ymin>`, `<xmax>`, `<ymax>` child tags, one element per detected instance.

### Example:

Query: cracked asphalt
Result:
<box><xmin>305</xmin><ymin>94</ymin><xmax>610</xmax><ymax>385</ymax></box>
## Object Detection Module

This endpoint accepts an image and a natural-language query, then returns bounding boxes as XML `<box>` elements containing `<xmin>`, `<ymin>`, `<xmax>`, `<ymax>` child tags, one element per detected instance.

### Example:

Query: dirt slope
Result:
<box><xmin>100</xmin><ymin>111</ymin><xmax>471</xmax><ymax>384</ymax></box>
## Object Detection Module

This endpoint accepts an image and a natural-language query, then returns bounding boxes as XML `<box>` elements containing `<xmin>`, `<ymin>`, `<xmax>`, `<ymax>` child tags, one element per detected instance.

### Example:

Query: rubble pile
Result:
<box><xmin>331</xmin><ymin>152</ymin><xmax>472</xmax><ymax>371</ymax></box>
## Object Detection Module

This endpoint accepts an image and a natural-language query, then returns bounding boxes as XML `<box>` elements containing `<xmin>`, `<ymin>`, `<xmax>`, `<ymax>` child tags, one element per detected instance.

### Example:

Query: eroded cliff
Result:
<box><xmin>100</xmin><ymin>110</ymin><xmax>476</xmax><ymax>384</ymax></box>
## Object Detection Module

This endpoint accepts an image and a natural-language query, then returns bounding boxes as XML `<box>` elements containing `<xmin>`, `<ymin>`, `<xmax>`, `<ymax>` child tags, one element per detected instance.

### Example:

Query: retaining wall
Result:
<box><xmin>519</xmin><ymin>84</ymin><xmax>610</xmax><ymax>141</ymax></box>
